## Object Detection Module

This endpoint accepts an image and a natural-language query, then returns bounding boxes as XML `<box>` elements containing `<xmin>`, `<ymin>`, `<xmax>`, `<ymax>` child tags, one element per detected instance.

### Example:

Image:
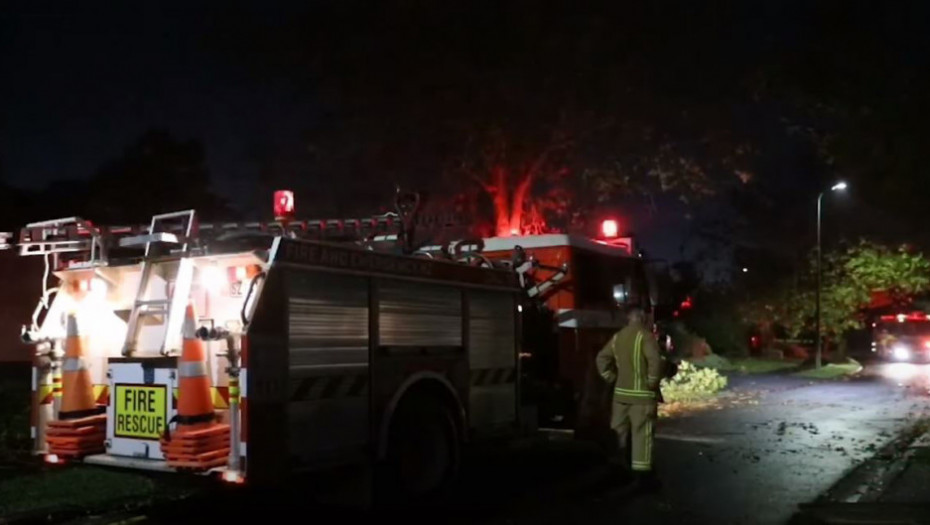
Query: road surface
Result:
<box><xmin>123</xmin><ymin>360</ymin><xmax>930</xmax><ymax>525</ymax></box>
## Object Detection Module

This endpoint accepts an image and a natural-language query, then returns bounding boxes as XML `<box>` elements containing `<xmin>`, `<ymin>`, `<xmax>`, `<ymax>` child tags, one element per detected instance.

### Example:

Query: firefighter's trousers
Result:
<box><xmin>610</xmin><ymin>401</ymin><xmax>657</xmax><ymax>472</ymax></box>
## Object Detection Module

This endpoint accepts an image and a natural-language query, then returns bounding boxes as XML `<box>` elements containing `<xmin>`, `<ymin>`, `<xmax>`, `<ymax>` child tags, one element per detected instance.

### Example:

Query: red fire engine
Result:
<box><xmin>1</xmin><ymin>189</ymin><xmax>672</xmax><ymax>500</ymax></box>
<box><xmin>872</xmin><ymin>311</ymin><xmax>930</xmax><ymax>362</ymax></box>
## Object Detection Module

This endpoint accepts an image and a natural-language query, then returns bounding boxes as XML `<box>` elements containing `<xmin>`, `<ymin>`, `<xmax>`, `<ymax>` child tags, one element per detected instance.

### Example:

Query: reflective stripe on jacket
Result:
<box><xmin>595</xmin><ymin>322</ymin><xmax>664</xmax><ymax>404</ymax></box>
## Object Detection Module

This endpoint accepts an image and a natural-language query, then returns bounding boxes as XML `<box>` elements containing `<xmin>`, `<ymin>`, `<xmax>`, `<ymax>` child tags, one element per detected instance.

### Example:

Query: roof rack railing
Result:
<box><xmin>6</xmin><ymin>211</ymin><xmax>468</xmax><ymax>266</ymax></box>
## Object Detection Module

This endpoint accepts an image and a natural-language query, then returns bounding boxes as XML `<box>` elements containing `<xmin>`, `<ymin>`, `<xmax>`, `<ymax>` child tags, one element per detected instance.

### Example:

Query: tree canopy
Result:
<box><xmin>23</xmin><ymin>130</ymin><xmax>231</xmax><ymax>226</ymax></box>
<box><xmin>743</xmin><ymin>240</ymin><xmax>930</xmax><ymax>338</ymax></box>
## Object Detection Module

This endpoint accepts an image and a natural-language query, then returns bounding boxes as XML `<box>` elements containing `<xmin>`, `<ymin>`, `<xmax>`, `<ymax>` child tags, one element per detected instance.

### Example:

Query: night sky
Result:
<box><xmin>3</xmin><ymin>1</ymin><xmax>929</xmax><ymax>278</ymax></box>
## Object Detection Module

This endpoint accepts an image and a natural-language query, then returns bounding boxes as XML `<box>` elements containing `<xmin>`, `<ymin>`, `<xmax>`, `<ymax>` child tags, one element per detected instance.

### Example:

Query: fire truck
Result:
<box><xmin>0</xmin><ymin>189</ymin><xmax>670</xmax><ymax>500</ymax></box>
<box><xmin>871</xmin><ymin>311</ymin><xmax>930</xmax><ymax>362</ymax></box>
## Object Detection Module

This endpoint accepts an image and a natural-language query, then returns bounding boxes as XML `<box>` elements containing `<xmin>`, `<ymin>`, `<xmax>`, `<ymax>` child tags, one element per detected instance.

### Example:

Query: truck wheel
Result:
<box><xmin>379</xmin><ymin>395</ymin><xmax>460</xmax><ymax>504</ymax></box>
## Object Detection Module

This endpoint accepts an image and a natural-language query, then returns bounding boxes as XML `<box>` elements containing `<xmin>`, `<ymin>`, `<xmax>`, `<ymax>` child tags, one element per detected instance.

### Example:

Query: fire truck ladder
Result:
<box><xmin>119</xmin><ymin>211</ymin><xmax>197</xmax><ymax>357</ymax></box>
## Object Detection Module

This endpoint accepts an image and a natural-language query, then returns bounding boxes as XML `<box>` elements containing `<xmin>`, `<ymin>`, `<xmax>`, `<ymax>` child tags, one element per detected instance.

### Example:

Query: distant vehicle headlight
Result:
<box><xmin>893</xmin><ymin>345</ymin><xmax>911</xmax><ymax>360</ymax></box>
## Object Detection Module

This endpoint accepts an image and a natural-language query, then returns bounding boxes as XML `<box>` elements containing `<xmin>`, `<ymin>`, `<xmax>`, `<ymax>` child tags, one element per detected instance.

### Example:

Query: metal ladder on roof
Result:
<box><xmin>120</xmin><ymin>211</ymin><xmax>197</xmax><ymax>357</ymax></box>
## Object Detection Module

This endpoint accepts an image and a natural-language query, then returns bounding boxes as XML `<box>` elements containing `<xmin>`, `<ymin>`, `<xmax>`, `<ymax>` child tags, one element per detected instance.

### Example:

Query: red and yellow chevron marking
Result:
<box><xmin>52</xmin><ymin>372</ymin><xmax>62</xmax><ymax>400</ymax></box>
<box><xmin>171</xmin><ymin>387</ymin><xmax>231</xmax><ymax>410</ymax></box>
<box><xmin>212</xmin><ymin>387</ymin><xmax>230</xmax><ymax>409</ymax></box>
<box><xmin>38</xmin><ymin>384</ymin><xmax>54</xmax><ymax>405</ymax></box>
<box><xmin>93</xmin><ymin>384</ymin><xmax>109</xmax><ymax>406</ymax></box>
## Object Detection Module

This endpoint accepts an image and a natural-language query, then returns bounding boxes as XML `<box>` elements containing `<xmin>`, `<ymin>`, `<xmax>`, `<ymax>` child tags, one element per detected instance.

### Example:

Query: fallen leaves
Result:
<box><xmin>658</xmin><ymin>390</ymin><xmax>763</xmax><ymax>418</ymax></box>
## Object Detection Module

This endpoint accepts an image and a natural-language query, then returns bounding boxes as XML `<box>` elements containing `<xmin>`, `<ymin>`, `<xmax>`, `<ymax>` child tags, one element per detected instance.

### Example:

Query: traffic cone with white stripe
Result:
<box><xmin>160</xmin><ymin>301</ymin><xmax>229</xmax><ymax>470</ymax></box>
<box><xmin>46</xmin><ymin>313</ymin><xmax>106</xmax><ymax>459</ymax></box>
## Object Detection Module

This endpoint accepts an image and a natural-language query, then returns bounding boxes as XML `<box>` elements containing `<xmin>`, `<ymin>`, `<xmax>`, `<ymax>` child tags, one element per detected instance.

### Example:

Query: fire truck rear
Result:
<box><xmin>2</xmin><ymin>190</ymin><xmax>670</xmax><ymax>498</ymax></box>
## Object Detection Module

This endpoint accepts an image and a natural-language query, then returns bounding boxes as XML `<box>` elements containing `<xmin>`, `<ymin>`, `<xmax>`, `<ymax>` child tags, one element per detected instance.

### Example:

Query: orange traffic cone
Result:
<box><xmin>59</xmin><ymin>314</ymin><xmax>98</xmax><ymax>419</ymax></box>
<box><xmin>47</xmin><ymin>312</ymin><xmax>106</xmax><ymax>458</ymax></box>
<box><xmin>160</xmin><ymin>301</ymin><xmax>229</xmax><ymax>470</ymax></box>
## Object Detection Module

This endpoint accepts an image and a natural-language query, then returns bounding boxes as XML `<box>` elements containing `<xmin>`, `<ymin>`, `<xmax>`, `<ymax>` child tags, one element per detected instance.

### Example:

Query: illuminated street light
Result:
<box><xmin>815</xmin><ymin>180</ymin><xmax>848</xmax><ymax>369</ymax></box>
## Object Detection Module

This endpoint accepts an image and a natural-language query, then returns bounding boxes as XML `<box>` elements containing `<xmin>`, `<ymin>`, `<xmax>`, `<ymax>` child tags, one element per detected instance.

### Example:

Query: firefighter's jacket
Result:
<box><xmin>596</xmin><ymin>322</ymin><xmax>664</xmax><ymax>404</ymax></box>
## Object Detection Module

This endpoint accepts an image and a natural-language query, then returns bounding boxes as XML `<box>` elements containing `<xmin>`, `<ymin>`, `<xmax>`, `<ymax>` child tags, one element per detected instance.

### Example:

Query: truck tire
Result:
<box><xmin>377</xmin><ymin>394</ymin><xmax>460</xmax><ymax>505</ymax></box>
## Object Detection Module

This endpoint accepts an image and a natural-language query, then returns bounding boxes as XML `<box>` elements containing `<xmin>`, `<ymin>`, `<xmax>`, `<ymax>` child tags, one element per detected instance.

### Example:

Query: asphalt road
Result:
<box><xmin>126</xmin><ymin>360</ymin><xmax>930</xmax><ymax>525</ymax></box>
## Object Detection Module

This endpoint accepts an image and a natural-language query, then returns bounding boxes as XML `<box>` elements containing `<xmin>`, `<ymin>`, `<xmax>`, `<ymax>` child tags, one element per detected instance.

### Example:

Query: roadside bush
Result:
<box><xmin>660</xmin><ymin>360</ymin><xmax>728</xmax><ymax>403</ymax></box>
<box><xmin>687</xmin><ymin>311</ymin><xmax>749</xmax><ymax>357</ymax></box>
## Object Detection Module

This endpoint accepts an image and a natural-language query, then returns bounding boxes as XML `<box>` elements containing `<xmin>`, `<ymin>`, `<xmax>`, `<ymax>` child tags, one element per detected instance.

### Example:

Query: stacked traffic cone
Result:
<box><xmin>160</xmin><ymin>301</ymin><xmax>230</xmax><ymax>470</ymax></box>
<box><xmin>46</xmin><ymin>313</ymin><xmax>106</xmax><ymax>459</ymax></box>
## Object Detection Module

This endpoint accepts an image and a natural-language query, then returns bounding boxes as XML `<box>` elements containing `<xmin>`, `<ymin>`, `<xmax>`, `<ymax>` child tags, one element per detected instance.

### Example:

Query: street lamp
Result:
<box><xmin>815</xmin><ymin>180</ymin><xmax>848</xmax><ymax>368</ymax></box>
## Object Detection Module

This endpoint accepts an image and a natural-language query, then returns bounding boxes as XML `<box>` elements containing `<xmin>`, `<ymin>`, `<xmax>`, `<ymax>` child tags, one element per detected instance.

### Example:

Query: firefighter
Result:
<box><xmin>595</xmin><ymin>307</ymin><xmax>664</xmax><ymax>492</ymax></box>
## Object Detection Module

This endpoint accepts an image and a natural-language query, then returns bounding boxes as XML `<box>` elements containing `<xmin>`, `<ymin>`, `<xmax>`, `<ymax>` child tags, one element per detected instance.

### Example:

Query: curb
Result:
<box><xmin>790</xmin><ymin>419</ymin><xmax>930</xmax><ymax>524</ymax></box>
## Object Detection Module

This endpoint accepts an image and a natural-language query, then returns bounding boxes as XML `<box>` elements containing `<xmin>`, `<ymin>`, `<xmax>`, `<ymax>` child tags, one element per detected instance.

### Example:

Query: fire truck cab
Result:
<box><xmin>437</xmin><ymin>230</ymin><xmax>665</xmax><ymax>437</ymax></box>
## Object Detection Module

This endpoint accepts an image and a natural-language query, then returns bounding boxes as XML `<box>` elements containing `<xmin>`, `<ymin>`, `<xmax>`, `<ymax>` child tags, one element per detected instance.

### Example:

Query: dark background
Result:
<box><xmin>2</xmin><ymin>0</ymin><xmax>928</xmax><ymax>286</ymax></box>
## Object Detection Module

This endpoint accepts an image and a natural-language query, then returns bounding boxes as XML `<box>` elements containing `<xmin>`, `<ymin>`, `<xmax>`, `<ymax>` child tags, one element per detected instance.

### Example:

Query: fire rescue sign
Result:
<box><xmin>114</xmin><ymin>384</ymin><xmax>168</xmax><ymax>440</ymax></box>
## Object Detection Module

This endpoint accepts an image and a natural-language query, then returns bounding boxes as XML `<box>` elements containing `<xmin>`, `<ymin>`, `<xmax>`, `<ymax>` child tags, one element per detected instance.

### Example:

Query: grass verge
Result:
<box><xmin>792</xmin><ymin>358</ymin><xmax>863</xmax><ymax>379</ymax></box>
<box><xmin>729</xmin><ymin>357</ymin><xmax>803</xmax><ymax>374</ymax></box>
<box><xmin>0</xmin><ymin>466</ymin><xmax>160</xmax><ymax>516</ymax></box>
<box><xmin>690</xmin><ymin>354</ymin><xmax>803</xmax><ymax>374</ymax></box>
<box><xmin>0</xmin><ymin>465</ymin><xmax>201</xmax><ymax>520</ymax></box>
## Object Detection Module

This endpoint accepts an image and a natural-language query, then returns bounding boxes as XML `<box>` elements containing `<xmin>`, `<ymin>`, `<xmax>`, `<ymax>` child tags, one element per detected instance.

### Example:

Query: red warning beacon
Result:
<box><xmin>273</xmin><ymin>190</ymin><xmax>295</xmax><ymax>222</ymax></box>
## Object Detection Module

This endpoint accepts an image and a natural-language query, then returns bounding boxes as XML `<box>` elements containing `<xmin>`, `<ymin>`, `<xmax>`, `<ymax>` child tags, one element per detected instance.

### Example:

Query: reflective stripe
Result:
<box><xmin>229</xmin><ymin>378</ymin><xmax>240</xmax><ymax>400</ymax></box>
<box><xmin>601</xmin><ymin>371</ymin><xmax>614</xmax><ymax>380</ymax></box>
<box><xmin>182</xmin><ymin>313</ymin><xmax>197</xmax><ymax>339</ymax></box>
<box><xmin>66</xmin><ymin>315</ymin><xmax>80</xmax><ymax>337</ymax></box>
<box><xmin>614</xmin><ymin>388</ymin><xmax>655</xmax><ymax>398</ymax></box>
<box><xmin>239</xmin><ymin>369</ymin><xmax>248</xmax><ymax>398</ymax></box>
<box><xmin>62</xmin><ymin>358</ymin><xmax>89</xmax><ymax>372</ymax></box>
<box><xmin>53</xmin><ymin>371</ymin><xmax>62</xmax><ymax>398</ymax></box>
<box><xmin>633</xmin><ymin>332</ymin><xmax>643</xmax><ymax>390</ymax></box>
<box><xmin>646</xmin><ymin>418</ymin><xmax>653</xmax><ymax>466</ymax></box>
<box><xmin>178</xmin><ymin>361</ymin><xmax>207</xmax><ymax>378</ymax></box>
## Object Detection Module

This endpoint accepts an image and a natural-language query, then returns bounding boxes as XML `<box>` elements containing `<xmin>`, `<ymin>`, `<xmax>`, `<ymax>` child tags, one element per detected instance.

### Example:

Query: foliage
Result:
<box><xmin>683</xmin><ymin>291</ymin><xmax>751</xmax><ymax>357</ymax></box>
<box><xmin>449</xmin><ymin>115</ymin><xmax>750</xmax><ymax>236</ymax></box>
<box><xmin>666</xmin><ymin>289</ymin><xmax>750</xmax><ymax>358</ymax></box>
<box><xmin>743</xmin><ymin>240</ymin><xmax>930</xmax><ymax>338</ymax></box>
<box><xmin>660</xmin><ymin>360</ymin><xmax>728</xmax><ymax>403</ymax></box>
<box><xmin>27</xmin><ymin>129</ymin><xmax>232</xmax><ymax>225</ymax></box>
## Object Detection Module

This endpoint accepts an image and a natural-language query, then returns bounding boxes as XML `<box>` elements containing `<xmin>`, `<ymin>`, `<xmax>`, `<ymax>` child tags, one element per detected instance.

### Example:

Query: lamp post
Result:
<box><xmin>815</xmin><ymin>181</ymin><xmax>848</xmax><ymax>369</ymax></box>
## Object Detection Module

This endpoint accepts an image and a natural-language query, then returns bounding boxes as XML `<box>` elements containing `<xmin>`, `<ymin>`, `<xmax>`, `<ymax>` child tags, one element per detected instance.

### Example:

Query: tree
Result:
<box><xmin>447</xmin><ymin>113</ymin><xmax>751</xmax><ymax>237</ymax></box>
<box><xmin>201</xmin><ymin>2</ymin><xmax>763</xmax><ymax>234</ymax></box>
<box><xmin>743</xmin><ymin>240</ymin><xmax>930</xmax><ymax>342</ymax></box>
<box><xmin>30</xmin><ymin>130</ymin><xmax>232</xmax><ymax>225</ymax></box>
